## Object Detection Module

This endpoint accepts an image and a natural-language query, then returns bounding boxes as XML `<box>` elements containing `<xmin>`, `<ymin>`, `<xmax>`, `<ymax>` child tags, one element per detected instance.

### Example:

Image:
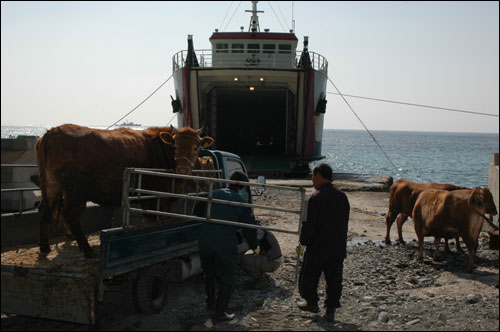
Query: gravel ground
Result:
<box><xmin>2</xmin><ymin>186</ymin><xmax>498</xmax><ymax>331</ymax></box>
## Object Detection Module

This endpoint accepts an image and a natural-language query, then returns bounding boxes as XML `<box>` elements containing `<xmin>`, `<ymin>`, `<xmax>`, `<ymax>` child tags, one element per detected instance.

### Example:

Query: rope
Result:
<box><xmin>327</xmin><ymin>77</ymin><xmax>403</xmax><ymax>177</ymax></box>
<box><xmin>166</xmin><ymin>112</ymin><xmax>177</xmax><ymax>126</ymax></box>
<box><xmin>219</xmin><ymin>1</ymin><xmax>234</xmax><ymax>31</ymax></box>
<box><xmin>326</xmin><ymin>92</ymin><xmax>499</xmax><ymax>118</ymax></box>
<box><xmin>223</xmin><ymin>1</ymin><xmax>243</xmax><ymax>32</ymax></box>
<box><xmin>107</xmin><ymin>73</ymin><xmax>174</xmax><ymax>129</ymax></box>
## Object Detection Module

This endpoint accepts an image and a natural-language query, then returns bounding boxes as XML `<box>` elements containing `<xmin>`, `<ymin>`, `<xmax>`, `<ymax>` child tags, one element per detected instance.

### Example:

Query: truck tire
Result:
<box><xmin>133</xmin><ymin>264</ymin><xmax>168</xmax><ymax>314</ymax></box>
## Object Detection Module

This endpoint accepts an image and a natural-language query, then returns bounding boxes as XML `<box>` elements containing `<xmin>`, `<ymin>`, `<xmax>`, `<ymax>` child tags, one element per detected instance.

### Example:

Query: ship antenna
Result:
<box><xmin>246</xmin><ymin>1</ymin><xmax>263</xmax><ymax>32</ymax></box>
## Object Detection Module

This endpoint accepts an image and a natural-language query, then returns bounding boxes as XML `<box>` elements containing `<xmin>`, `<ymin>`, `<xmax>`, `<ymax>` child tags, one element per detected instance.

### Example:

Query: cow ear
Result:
<box><xmin>470</xmin><ymin>189</ymin><xmax>483</xmax><ymax>207</ymax></box>
<box><xmin>160</xmin><ymin>132</ymin><xmax>175</xmax><ymax>145</ymax></box>
<box><xmin>200</xmin><ymin>136</ymin><xmax>214</xmax><ymax>148</ymax></box>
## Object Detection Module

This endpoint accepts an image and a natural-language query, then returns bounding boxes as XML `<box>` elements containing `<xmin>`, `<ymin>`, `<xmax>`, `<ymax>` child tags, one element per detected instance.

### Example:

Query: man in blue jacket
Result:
<box><xmin>297</xmin><ymin>163</ymin><xmax>350</xmax><ymax>323</ymax></box>
<box><xmin>196</xmin><ymin>171</ymin><xmax>258</xmax><ymax>323</ymax></box>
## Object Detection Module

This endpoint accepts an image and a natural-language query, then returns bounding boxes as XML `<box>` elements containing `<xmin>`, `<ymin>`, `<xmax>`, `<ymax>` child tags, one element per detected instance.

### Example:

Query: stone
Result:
<box><xmin>378</xmin><ymin>311</ymin><xmax>389</xmax><ymax>323</ymax></box>
<box><xmin>406</xmin><ymin>319</ymin><xmax>421</xmax><ymax>326</ymax></box>
<box><xmin>466</xmin><ymin>294</ymin><xmax>481</xmax><ymax>304</ymax></box>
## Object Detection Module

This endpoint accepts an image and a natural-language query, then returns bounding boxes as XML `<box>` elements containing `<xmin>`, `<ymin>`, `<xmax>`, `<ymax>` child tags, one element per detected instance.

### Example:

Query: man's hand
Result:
<box><xmin>296</xmin><ymin>245</ymin><xmax>305</xmax><ymax>256</ymax></box>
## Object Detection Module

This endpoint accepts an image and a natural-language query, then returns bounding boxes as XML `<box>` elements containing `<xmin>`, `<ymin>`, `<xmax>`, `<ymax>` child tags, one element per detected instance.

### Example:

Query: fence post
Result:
<box><xmin>122</xmin><ymin>168</ymin><xmax>131</xmax><ymax>226</ymax></box>
<box><xmin>206</xmin><ymin>181</ymin><xmax>214</xmax><ymax>223</ymax></box>
<box><xmin>295</xmin><ymin>187</ymin><xmax>307</xmax><ymax>284</ymax></box>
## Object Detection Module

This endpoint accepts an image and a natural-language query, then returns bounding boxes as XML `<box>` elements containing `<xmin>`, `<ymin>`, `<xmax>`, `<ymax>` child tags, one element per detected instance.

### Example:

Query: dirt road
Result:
<box><xmin>2</xmin><ymin>184</ymin><xmax>498</xmax><ymax>331</ymax></box>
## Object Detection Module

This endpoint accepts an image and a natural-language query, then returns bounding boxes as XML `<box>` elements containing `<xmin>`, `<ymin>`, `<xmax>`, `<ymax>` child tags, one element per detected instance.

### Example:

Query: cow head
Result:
<box><xmin>160</xmin><ymin>127</ymin><xmax>214</xmax><ymax>175</ymax></box>
<box><xmin>469</xmin><ymin>187</ymin><xmax>498</xmax><ymax>216</ymax></box>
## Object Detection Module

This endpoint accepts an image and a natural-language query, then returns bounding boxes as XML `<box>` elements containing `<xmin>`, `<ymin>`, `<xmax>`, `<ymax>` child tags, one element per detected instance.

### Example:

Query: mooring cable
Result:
<box><xmin>107</xmin><ymin>73</ymin><xmax>174</xmax><ymax>130</ymax></box>
<box><xmin>326</xmin><ymin>92</ymin><xmax>499</xmax><ymax>118</ymax></box>
<box><xmin>327</xmin><ymin>76</ymin><xmax>403</xmax><ymax>177</ymax></box>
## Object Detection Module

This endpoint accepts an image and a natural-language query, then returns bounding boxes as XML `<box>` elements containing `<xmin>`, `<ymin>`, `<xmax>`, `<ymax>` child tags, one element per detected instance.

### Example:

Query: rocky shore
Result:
<box><xmin>1</xmin><ymin>181</ymin><xmax>498</xmax><ymax>331</ymax></box>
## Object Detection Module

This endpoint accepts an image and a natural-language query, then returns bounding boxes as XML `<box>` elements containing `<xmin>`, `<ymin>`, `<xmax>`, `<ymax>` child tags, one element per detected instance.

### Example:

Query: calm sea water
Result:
<box><xmin>2</xmin><ymin>125</ymin><xmax>498</xmax><ymax>188</ymax></box>
<box><xmin>319</xmin><ymin>129</ymin><xmax>498</xmax><ymax>188</ymax></box>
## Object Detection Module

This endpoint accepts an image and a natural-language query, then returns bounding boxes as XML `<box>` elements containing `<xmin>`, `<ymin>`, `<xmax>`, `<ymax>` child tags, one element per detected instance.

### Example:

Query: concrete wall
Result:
<box><xmin>489</xmin><ymin>152</ymin><xmax>499</xmax><ymax>225</ymax></box>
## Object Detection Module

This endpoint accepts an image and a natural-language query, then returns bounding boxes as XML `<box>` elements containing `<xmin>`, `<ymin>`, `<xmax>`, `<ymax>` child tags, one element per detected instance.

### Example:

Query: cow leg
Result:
<box><xmin>444</xmin><ymin>238</ymin><xmax>451</xmax><ymax>253</ymax></box>
<box><xmin>455</xmin><ymin>237</ymin><xmax>464</xmax><ymax>253</ymax></box>
<box><xmin>414</xmin><ymin>224</ymin><xmax>424</xmax><ymax>262</ymax></box>
<box><xmin>39</xmin><ymin>200</ymin><xmax>52</xmax><ymax>255</ymax></box>
<box><xmin>38</xmin><ymin>180</ymin><xmax>63</xmax><ymax>256</ymax></box>
<box><xmin>385</xmin><ymin>209</ymin><xmax>397</xmax><ymax>244</ymax></box>
<box><xmin>461</xmin><ymin>235</ymin><xmax>477</xmax><ymax>273</ymax></box>
<box><xmin>396</xmin><ymin>213</ymin><xmax>409</xmax><ymax>245</ymax></box>
<box><xmin>62</xmin><ymin>200</ymin><xmax>95</xmax><ymax>258</ymax></box>
<box><xmin>433</xmin><ymin>237</ymin><xmax>441</xmax><ymax>261</ymax></box>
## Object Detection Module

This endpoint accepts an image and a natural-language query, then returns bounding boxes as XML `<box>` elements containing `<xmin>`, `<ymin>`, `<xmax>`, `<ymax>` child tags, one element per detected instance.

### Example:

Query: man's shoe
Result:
<box><xmin>212</xmin><ymin>311</ymin><xmax>235</xmax><ymax>322</ymax></box>
<box><xmin>324</xmin><ymin>307</ymin><xmax>335</xmax><ymax>323</ymax></box>
<box><xmin>297</xmin><ymin>300</ymin><xmax>319</xmax><ymax>313</ymax></box>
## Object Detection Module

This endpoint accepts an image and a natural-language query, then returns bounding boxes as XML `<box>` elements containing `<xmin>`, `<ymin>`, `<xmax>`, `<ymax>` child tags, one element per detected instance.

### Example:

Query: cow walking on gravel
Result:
<box><xmin>385</xmin><ymin>179</ymin><xmax>466</xmax><ymax>252</ymax></box>
<box><xmin>412</xmin><ymin>187</ymin><xmax>497</xmax><ymax>273</ymax></box>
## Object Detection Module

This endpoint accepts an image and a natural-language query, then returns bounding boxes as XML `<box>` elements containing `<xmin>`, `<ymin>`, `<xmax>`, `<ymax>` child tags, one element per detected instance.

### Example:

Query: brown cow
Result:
<box><xmin>193</xmin><ymin>156</ymin><xmax>217</xmax><ymax>192</ymax></box>
<box><xmin>385</xmin><ymin>180</ymin><xmax>466</xmax><ymax>252</ymax></box>
<box><xmin>36</xmin><ymin>124</ymin><xmax>213</xmax><ymax>258</ymax></box>
<box><xmin>412</xmin><ymin>187</ymin><xmax>498</xmax><ymax>273</ymax></box>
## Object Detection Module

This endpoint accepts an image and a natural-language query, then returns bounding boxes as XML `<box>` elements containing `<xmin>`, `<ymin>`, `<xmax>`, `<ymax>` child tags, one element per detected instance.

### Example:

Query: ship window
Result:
<box><xmin>263</xmin><ymin>44</ymin><xmax>276</xmax><ymax>54</ymax></box>
<box><xmin>216</xmin><ymin>43</ymin><xmax>229</xmax><ymax>53</ymax></box>
<box><xmin>278</xmin><ymin>44</ymin><xmax>292</xmax><ymax>54</ymax></box>
<box><xmin>247</xmin><ymin>43</ymin><xmax>260</xmax><ymax>54</ymax></box>
<box><xmin>231</xmin><ymin>43</ymin><xmax>244</xmax><ymax>53</ymax></box>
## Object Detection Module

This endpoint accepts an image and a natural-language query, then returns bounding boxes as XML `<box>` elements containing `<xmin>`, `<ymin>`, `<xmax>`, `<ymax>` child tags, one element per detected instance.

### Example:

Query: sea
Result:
<box><xmin>2</xmin><ymin>125</ymin><xmax>498</xmax><ymax>188</ymax></box>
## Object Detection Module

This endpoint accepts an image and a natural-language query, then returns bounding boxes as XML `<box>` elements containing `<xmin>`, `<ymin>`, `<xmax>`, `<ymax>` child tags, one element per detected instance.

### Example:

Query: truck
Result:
<box><xmin>1</xmin><ymin>149</ymin><xmax>253</xmax><ymax>325</ymax></box>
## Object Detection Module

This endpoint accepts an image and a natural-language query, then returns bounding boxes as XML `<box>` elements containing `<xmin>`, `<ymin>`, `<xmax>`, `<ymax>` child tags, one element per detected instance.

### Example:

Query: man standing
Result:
<box><xmin>196</xmin><ymin>171</ymin><xmax>258</xmax><ymax>322</ymax></box>
<box><xmin>297</xmin><ymin>163</ymin><xmax>350</xmax><ymax>323</ymax></box>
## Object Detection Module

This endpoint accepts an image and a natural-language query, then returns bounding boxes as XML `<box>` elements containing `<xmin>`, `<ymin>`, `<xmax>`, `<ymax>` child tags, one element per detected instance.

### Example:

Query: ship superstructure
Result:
<box><xmin>172</xmin><ymin>1</ymin><xmax>328</xmax><ymax>176</ymax></box>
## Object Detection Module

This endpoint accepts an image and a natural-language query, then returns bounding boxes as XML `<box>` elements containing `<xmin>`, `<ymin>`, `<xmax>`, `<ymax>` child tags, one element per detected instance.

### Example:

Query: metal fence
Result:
<box><xmin>121</xmin><ymin>167</ymin><xmax>308</xmax><ymax>281</ymax></box>
<box><xmin>172</xmin><ymin>49</ymin><xmax>328</xmax><ymax>74</ymax></box>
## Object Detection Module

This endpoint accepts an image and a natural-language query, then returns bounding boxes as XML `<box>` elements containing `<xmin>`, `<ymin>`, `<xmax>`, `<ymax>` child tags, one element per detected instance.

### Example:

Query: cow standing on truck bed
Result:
<box><xmin>36</xmin><ymin>124</ymin><xmax>214</xmax><ymax>258</ymax></box>
<box><xmin>412</xmin><ymin>187</ymin><xmax>498</xmax><ymax>273</ymax></box>
<box><xmin>385</xmin><ymin>180</ymin><xmax>466</xmax><ymax>251</ymax></box>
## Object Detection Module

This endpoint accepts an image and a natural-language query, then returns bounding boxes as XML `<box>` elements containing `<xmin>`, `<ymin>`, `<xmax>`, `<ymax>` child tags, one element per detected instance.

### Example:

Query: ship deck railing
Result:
<box><xmin>172</xmin><ymin>49</ymin><xmax>328</xmax><ymax>74</ymax></box>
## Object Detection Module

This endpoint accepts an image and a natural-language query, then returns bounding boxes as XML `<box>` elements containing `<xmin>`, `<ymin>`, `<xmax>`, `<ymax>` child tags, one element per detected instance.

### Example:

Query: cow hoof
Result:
<box><xmin>39</xmin><ymin>250</ymin><xmax>49</xmax><ymax>258</ymax></box>
<box><xmin>84</xmin><ymin>249</ymin><xmax>98</xmax><ymax>259</ymax></box>
<box><xmin>39</xmin><ymin>244</ymin><xmax>51</xmax><ymax>256</ymax></box>
<box><xmin>384</xmin><ymin>239</ymin><xmax>391</xmax><ymax>245</ymax></box>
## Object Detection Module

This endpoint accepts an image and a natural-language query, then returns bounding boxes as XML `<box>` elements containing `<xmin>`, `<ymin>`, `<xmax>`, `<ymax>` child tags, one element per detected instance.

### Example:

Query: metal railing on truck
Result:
<box><xmin>121</xmin><ymin>167</ymin><xmax>308</xmax><ymax>282</ymax></box>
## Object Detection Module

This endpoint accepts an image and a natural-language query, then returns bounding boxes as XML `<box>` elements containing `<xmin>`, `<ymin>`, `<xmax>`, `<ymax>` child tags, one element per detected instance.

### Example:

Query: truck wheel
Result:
<box><xmin>133</xmin><ymin>264</ymin><xmax>168</xmax><ymax>314</ymax></box>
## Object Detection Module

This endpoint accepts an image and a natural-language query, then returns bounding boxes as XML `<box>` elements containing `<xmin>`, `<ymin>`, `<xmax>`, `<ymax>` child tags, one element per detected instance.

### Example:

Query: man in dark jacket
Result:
<box><xmin>297</xmin><ymin>163</ymin><xmax>350</xmax><ymax>323</ymax></box>
<box><xmin>196</xmin><ymin>171</ymin><xmax>258</xmax><ymax>323</ymax></box>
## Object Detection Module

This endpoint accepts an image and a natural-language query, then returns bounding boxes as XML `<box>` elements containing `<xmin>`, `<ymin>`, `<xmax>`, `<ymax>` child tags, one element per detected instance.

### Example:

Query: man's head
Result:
<box><xmin>229</xmin><ymin>171</ymin><xmax>249</xmax><ymax>192</ymax></box>
<box><xmin>312</xmin><ymin>163</ymin><xmax>333</xmax><ymax>189</ymax></box>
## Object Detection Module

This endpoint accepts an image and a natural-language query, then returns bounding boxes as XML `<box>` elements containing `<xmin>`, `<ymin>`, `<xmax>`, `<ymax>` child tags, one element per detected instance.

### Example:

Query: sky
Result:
<box><xmin>1</xmin><ymin>1</ymin><xmax>499</xmax><ymax>133</ymax></box>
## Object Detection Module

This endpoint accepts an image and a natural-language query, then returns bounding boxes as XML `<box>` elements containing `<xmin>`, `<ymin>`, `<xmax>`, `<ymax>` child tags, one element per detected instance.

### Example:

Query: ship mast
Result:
<box><xmin>246</xmin><ymin>1</ymin><xmax>263</xmax><ymax>32</ymax></box>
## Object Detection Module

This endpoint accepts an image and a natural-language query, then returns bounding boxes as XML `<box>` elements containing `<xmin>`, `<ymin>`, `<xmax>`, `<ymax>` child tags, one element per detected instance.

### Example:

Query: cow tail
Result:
<box><xmin>35</xmin><ymin>136</ymin><xmax>46</xmax><ymax>213</ymax></box>
<box><xmin>468</xmin><ymin>189</ymin><xmax>497</xmax><ymax>229</ymax></box>
<box><xmin>36</xmin><ymin>132</ymin><xmax>64</xmax><ymax>230</ymax></box>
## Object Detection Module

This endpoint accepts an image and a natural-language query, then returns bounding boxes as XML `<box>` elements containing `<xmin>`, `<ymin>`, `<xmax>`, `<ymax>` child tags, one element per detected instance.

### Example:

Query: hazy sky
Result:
<box><xmin>1</xmin><ymin>1</ymin><xmax>499</xmax><ymax>133</ymax></box>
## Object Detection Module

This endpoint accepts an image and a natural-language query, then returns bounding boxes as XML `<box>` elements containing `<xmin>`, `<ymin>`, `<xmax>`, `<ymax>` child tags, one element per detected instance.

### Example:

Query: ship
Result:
<box><xmin>118</xmin><ymin>120</ymin><xmax>142</xmax><ymax>127</ymax></box>
<box><xmin>172</xmin><ymin>1</ymin><xmax>328</xmax><ymax>176</ymax></box>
